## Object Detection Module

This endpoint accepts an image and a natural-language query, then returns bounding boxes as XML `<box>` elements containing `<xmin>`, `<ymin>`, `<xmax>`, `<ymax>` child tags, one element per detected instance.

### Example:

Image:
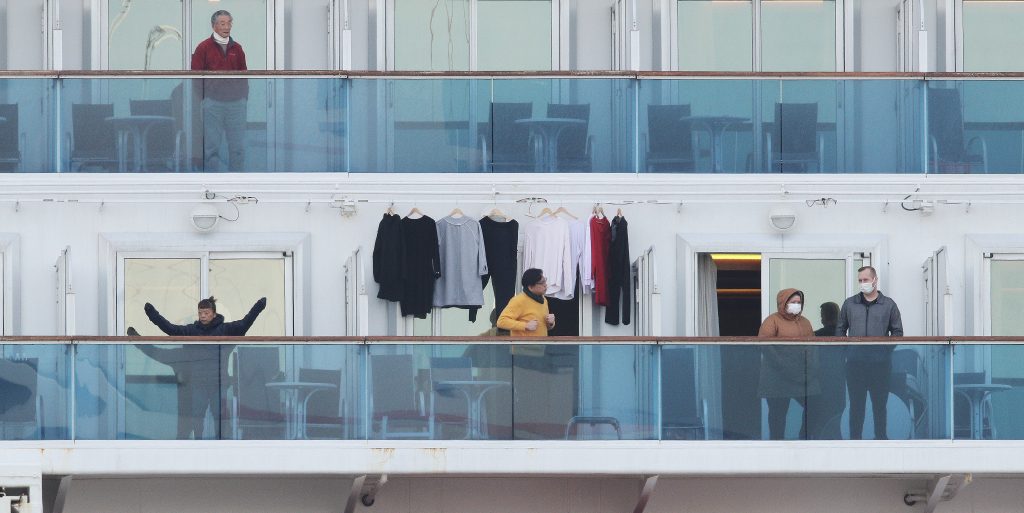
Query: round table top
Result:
<box><xmin>679</xmin><ymin>115</ymin><xmax>749</xmax><ymax>124</ymax></box>
<box><xmin>265</xmin><ymin>381</ymin><xmax>338</xmax><ymax>390</ymax></box>
<box><xmin>105</xmin><ymin>115</ymin><xmax>175</xmax><ymax>125</ymax></box>
<box><xmin>437</xmin><ymin>380</ymin><xmax>510</xmax><ymax>387</ymax></box>
<box><xmin>514</xmin><ymin>117</ymin><xmax>586</xmax><ymax>126</ymax></box>
<box><xmin>954</xmin><ymin>383</ymin><xmax>1012</xmax><ymax>392</ymax></box>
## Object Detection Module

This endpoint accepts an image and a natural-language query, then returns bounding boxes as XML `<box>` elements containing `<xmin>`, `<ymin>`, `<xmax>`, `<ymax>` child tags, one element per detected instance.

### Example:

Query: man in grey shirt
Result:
<box><xmin>836</xmin><ymin>265</ymin><xmax>903</xmax><ymax>440</ymax></box>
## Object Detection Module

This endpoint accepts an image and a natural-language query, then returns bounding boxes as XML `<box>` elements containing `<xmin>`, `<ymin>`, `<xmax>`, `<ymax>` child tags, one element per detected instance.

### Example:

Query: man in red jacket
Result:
<box><xmin>192</xmin><ymin>10</ymin><xmax>248</xmax><ymax>172</ymax></box>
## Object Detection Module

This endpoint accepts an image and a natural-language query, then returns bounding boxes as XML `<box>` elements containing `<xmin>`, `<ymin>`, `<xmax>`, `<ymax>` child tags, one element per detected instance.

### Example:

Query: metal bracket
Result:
<box><xmin>345</xmin><ymin>474</ymin><xmax>388</xmax><ymax>512</ymax></box>
<box><xmin>903</xmin><ymin>473</ymin><xmax>972</xmax><ymax>513</ymax></box>
<box><xmin>632</xmin><ymin>475</ymin><xmax>659</xmax><ymax>513</ymax></box>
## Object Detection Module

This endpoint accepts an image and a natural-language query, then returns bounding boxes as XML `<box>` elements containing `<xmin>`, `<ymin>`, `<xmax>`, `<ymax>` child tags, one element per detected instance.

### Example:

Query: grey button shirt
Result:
<box><xmin>433</xmin><ymin>215</ymin><xmax>489</xmax><ymax>307</ymax></box>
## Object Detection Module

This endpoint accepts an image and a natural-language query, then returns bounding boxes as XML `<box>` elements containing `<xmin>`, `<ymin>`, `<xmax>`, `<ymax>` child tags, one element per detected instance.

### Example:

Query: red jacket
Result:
<box><xmin>590</xmin><ymin>216</ymin><xmax>611</xmax><ymax>306</ymax></box>
<box><xmin>191</xmin><ymin>36</ymin><xmax>248</xmax><ymax>101</ymax></box>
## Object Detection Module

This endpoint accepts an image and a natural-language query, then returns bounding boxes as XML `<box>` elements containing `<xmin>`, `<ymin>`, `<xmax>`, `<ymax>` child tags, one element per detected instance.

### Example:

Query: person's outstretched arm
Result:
<box><xmin>222</xmin><ymin>297</ymin><xmax>267</xmax><ymax>336</ymax></box>
<box><xmin>145</xmin><ymin>303</ymin><xmax>189</xmax><ymax>336</ymax></box>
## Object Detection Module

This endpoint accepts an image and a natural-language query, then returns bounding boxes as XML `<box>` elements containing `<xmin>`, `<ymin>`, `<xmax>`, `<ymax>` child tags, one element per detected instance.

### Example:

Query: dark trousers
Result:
<box><xmin>766</xmin><ymin>397</ymin><xmax>807</xmax><ymax>440</ymax></box>
<box><xmin>176</xmin><ymin>382</ymin><xmax>220</xmax><ymax>439</ymax></box>
<box><xmin>846</xmin><ymin>359</ymin><xmax>893</xmax><ymax>440</ymax></box>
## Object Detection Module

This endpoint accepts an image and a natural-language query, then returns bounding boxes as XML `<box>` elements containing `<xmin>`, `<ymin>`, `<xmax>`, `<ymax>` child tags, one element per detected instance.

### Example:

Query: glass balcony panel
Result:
<box><xmin>513</xmin><ymin>344</ymin><xmax>657</xmax><ymax>440</ymax></box>
<box><xmin>75</xmin><ymin>343</ymin><xmax>363</xmax><ymax>440</ymax></box>
<box><xmin>0</xmin><ymin>344</ymin><xmax>71</xmax><ymax>440</ymax></box>
<box><xmin>368</xmin><ymin>344</ymin><xmax>514</xmax><ymax>440</ymax></box>
<box><xmin>759</xmin><ymin>80</ymin><xmax>837</xmax><ymax>173</ymax></box>
<box><xmin>960</xmin><ymin>81</ymin><xmax>1024</xmax><ymax>173</ymax></box>
<box><xmin>963</xmin><ymin>0</ymin><xmax>1024</xmax><ymax>72</ymax></box>
<box><xmin>272</xmin><ymin>78</ymin><xmax>348</xmax><ymax>172</ymax></box>
<box><xmin>356</xmin><ymin>79</ymin><xmax>487</xmax><ymax>173</ymax></box>
<box><xmin>953</xmin><ymin>344</ymin><xmax>1023</xmax><ymax>440</ymax></box>
<box><xmin>395</xmin><ymin>0</ymin><xmax>470</xmax><ymax>71</ymax></box>
<box><xmin>677</xmin><ymin>0</ymin><xmax>753</xmax><ymax>72</ymax></box>
<box><xmin>0</xmin><ymin>78</ymin><xmax>52</xmax><ymax>173</ymax></box>
<box><xmin>760</xmin><ymin>0</ymin><xmax>836</xmax><ymax>72</ymax></box>
<box><xmin>638</xmin><ymin>79</ymin><xmax>756</xmax><ymax>173</ymax></box>
<box><xmin>478</xmin><ymin>0</ymin><xmax>552</xmax><ymax>71</ymax></box>
<box><xmin>840</xmin><ymin>79</ymin><xmax>922</xmax><ymax>174</ymax></box>
<box><xmin>665</xmin><ymin>343</ymin><xmax>950</xmax><ymax>440</ymax></box>
<box><xmin>490</xmin><ymin>78</ymin><xmax>634</xmax><ymax>173</ymax></box>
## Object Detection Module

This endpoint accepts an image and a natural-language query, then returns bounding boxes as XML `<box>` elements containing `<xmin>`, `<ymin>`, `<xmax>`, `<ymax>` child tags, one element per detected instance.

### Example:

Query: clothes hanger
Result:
<box><xmin>449</xmin><ymin>206</ymin><xmax>464</xmax><ymax>218</ymax></box>
<box><xmin>407</xmin><ymin>206</ymin><xmax>424</xmax><ymax>218</ymax></box>
<box><xmin>592</xmin><ymin>204</ymin><xmax>605</xmax><ymax>219</ymax></box>
<box><xmin>386</xmin><ymin>202</ymin><xmax>395</xmax><ymax>215</ymax></box>
<box><xmin>553</xmin><ymin>206</ymin><xmax>577</xmax><ymax>220</ymax></box>
<box><xmin>538</xmin><ymin>206</ymin><xmax>554</xmax><ymax>218</ymax></box>
<box><xmin>487</xmin><ymin>206</ymin><xmax>508</xmax><ymax>221</ymax></box>
<box><xmin>616</xmin><ymin>207</ymin><xmax>623</xmax><ymax>218</ymax></box>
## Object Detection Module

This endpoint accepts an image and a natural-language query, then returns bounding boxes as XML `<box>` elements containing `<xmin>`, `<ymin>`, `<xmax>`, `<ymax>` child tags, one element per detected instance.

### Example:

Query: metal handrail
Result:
<box><xmin>0</xmin><ymin>335</ymin><xmax>1018</xmax><ymax>345</ymax></box>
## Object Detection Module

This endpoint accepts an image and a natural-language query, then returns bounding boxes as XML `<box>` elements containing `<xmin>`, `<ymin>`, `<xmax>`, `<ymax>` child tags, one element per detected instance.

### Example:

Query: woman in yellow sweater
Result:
<box><xmin>497</xmin><ymin>268</ymin><xmax>556</xmax><ymax>336</ymax></box>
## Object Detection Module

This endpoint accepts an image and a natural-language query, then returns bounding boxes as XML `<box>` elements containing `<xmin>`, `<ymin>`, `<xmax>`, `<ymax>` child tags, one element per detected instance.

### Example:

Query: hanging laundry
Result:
<box><xmin>433</xmin><ymin>215</ymin><xmax>489</xmax><ymax>321</ymax></box>
<box><xmin>605</xmin><ymin>214</ymin><xmax>631</xmax><ymax>326</ymax></box>
<box><xmin>400</xmin><ymin>215</ymin><xmax>441</xmax><ymax>319</ymax></box>
<box><xmin>372</xmin><ymin>212</ymin><xmax>405</xmax><ymax>301</ymax></box>
<box><xmin>552</xmin><ymin>218</ymin><xmax>589</xmax><ymax>300</ymax></box>
<box><xmin>480</xmin><ymin>216</ymin><xmax>519</xmax><ymax>323</ymax></box>
<box><xmin>523</xmin><ymin>215</ymin><xmax>573</xmax><ymax>298</ymax></box>
<box><xmin>590</xmin><ymin>215</ymin><xmax>611</xmax><ymax>306</ymax></box>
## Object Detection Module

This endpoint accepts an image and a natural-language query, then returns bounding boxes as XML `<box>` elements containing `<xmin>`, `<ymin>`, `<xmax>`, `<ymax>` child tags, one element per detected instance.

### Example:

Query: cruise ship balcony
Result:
<box><xmin>3</xmin><ymin>336</ymin><xmax>1024</xmax><ymax>510</ymax></box>
<box><xmin>2</xmin><ymin>71</ymin><xmax>1024</xmax><ymax>174</ymax></box>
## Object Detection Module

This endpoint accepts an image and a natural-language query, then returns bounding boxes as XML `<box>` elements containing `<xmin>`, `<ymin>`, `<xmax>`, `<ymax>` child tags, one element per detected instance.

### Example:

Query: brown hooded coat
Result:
<box><xmin>757</xmin><ymin>288</ymin><xmax>821</xmax><ymax>398</ymax></box>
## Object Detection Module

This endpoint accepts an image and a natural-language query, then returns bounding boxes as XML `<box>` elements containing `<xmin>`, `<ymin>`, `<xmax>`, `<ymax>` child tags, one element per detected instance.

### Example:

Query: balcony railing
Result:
<box><xmin>2</xmin><ymin>71</ymin><xmax>1024</xmax><ymax>174</ymax></box>
<box><xmin>1</xmin><ymin>336</ymin><xmax>1020</xmax><ymax>441</ymax></box>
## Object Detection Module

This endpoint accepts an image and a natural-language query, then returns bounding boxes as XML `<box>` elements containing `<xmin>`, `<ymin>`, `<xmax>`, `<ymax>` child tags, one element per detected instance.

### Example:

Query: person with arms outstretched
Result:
<box><xmin>134</xmin><ymin>296</ymin><xmax>266</xmax><ymax>439</ymax></box>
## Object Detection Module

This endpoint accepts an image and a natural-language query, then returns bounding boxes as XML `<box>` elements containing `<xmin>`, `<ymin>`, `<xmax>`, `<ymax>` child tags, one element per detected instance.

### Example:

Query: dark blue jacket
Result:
<box><xmin>145</xmin><ymin>298</ymin><xmax>266</xmax><ymax>337</ymax></box>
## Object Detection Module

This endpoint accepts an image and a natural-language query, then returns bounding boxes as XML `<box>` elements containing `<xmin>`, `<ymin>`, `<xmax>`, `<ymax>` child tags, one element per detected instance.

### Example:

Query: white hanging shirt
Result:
<box><xmin>576</xmin><ymin>218</ymin><xmax>594</xmax><ymax>294</ymax></box>
<box><xmin>522</xmin><ymin>216</ymin><xmax>573</xmax><ymax>299</ymax></box>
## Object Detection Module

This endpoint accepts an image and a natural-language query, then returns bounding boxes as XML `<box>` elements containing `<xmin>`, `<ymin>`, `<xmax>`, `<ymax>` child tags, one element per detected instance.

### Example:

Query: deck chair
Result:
<box><xmin>68</xmin><ymin>104</ymin><xmax>118</xmax><ymax>172</ymax></box>
<box><xmin>298</xmin><ymin>367</ymin><xmax>344</xmax><ymax>439</ymax></box>
<box><xmin>230</xmin><ymin>346</ymin><xmax>284</xmax><ymax>439</ymax></box>
<box><xmin>0</xmin><ymin>104</ymin><xmax>23</xmax><ymax>172</ymax></box>
<box><xmin>767</xmin><ymin>102</ymin><xmax>823</xmax><ymax>173</ymax></box>
<box><xmin>661</xmin><ymin>346</ymin><xmax>707</xmax><ymax>440</ymax></box>
<box><xmin>645</xmin><ymin>104</ymin><xmax>696</xmax><ymax>172</ymax></box>
<box><xmin>371</xmin><ymin>354</ymin><xmax>434</xmax><ymax>439</ymax></box>
<box><xmin>430</xmin><ymin>356</ymin><xmax>473</xmax><ymax>439</ymax></box>
<box><xmin>481</xmin><ymin>102</ymin><xmax>533</xmax><ymax>172</ymax></box>
<box><xmin>0</xmin><ymin>358</ymin><xmax>43</xmax><ymax>440</ymax></box>
<box><xmin>546</xmin><ymin>103</ymin><xmax>593</xmax><ymax>172</ymax></box>
<box><xmin>928</xmin><ymin>87</ymin><xmax>988</xmax><ymax>173</ymax></box>
<box><xmin>130</xmin><ymin>99</ymin><xmax>183</xmax><ymax>172</ymax></box>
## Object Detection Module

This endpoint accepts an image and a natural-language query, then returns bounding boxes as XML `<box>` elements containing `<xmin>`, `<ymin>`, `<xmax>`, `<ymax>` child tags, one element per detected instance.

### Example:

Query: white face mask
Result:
<box><xmin>859</xmin><ymin>282</ymin><xmax>875</xmax><ymax>294</ymax></box>
<box><xmin>786</xmin><ymin>303</ymin><xmax>802</xmax><ymax>315</ymax></box>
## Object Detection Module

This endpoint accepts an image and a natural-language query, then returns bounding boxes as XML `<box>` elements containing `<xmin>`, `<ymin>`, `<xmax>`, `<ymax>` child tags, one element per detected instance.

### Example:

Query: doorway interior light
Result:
<box><xmin>768</xmin><ymin>210</ymin><xmax>797</xmax><ymax>231</ymax></box>
<box><xmin>710</xmin><ymin>253</ymin><xmax>762</xmax><ymax>261</ymax></box>
<box><xmin>191</xmin><ymin>205</ymin><xmax>220</xmax><ymax>232</ymax></box>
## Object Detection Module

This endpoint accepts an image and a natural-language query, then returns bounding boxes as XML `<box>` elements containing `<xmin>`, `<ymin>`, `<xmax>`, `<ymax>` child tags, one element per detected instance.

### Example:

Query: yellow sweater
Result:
<box><xmin>497</xmin><ymin>293</ymin><xmax>553</xmax><ymax>336</ymax></box>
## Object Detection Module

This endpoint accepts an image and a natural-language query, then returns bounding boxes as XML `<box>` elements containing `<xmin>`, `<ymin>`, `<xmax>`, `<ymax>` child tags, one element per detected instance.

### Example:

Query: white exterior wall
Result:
<box><xmin>50</xmin><ymin>475</ymin><xmax>1024</xmax><ymax>513</ymax></box>
<box><xmin>0</xmin><ymin>175</ymin><xmax>1020</xmax><ymax>337</ymax></box>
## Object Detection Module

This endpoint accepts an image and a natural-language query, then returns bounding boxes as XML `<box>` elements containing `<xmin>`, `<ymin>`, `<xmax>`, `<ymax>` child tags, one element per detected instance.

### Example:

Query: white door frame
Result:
<box><xmin>382</xmin><ymin>0</ymin><xmax>563</xmax><ymax>71</ymax></box>
<box><xmin>0</xmin><ymin>234</ymin><xmax>19</xmax><ymax>336</ymax></box>
<box><xmin>677</xmin><ymin>233</ymin><xmax>885</xmax><ymax>336</ymax></box>
<box><xmin>92</xmin><ymin>0</ymin><xmax>284</xmax><ymax>70</ymax></box>
<box><xmin>759</xmin><ymin>251</ymin><xmax>869</xmax><ymax>321</ymax></box>
<box><xmin>100</xmin><ymin>232</ymin><xmax>309</xmax><ymax>336</ymax></box>
<box><xmin>344</xmin><ymin>247</ymin><xmax>369</xmax><ymax>336</ymax></box>
<box><xmin>667</xmin><ymin>0</ymin><xmax>849</xmax><ymax>71</ymax></box>
<box><xmin>55</xmin><ymin>246</ymin><xmax>76</xmax><ymax>336</ymax></box>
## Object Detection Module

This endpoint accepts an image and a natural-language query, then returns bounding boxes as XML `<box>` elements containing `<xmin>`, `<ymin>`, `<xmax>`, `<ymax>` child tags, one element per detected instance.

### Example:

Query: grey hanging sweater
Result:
<box><xmin>433</xmin><ymin>216</ymin><xmax>489</xmax><ymax>307</ymax></box>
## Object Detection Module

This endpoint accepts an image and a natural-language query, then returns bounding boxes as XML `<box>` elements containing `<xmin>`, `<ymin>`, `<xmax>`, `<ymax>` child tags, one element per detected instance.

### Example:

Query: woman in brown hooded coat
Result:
<box><xmin>758</xmin><ymin>288</ymin><xmax>820</xmax><ymax>440</ymax></box>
